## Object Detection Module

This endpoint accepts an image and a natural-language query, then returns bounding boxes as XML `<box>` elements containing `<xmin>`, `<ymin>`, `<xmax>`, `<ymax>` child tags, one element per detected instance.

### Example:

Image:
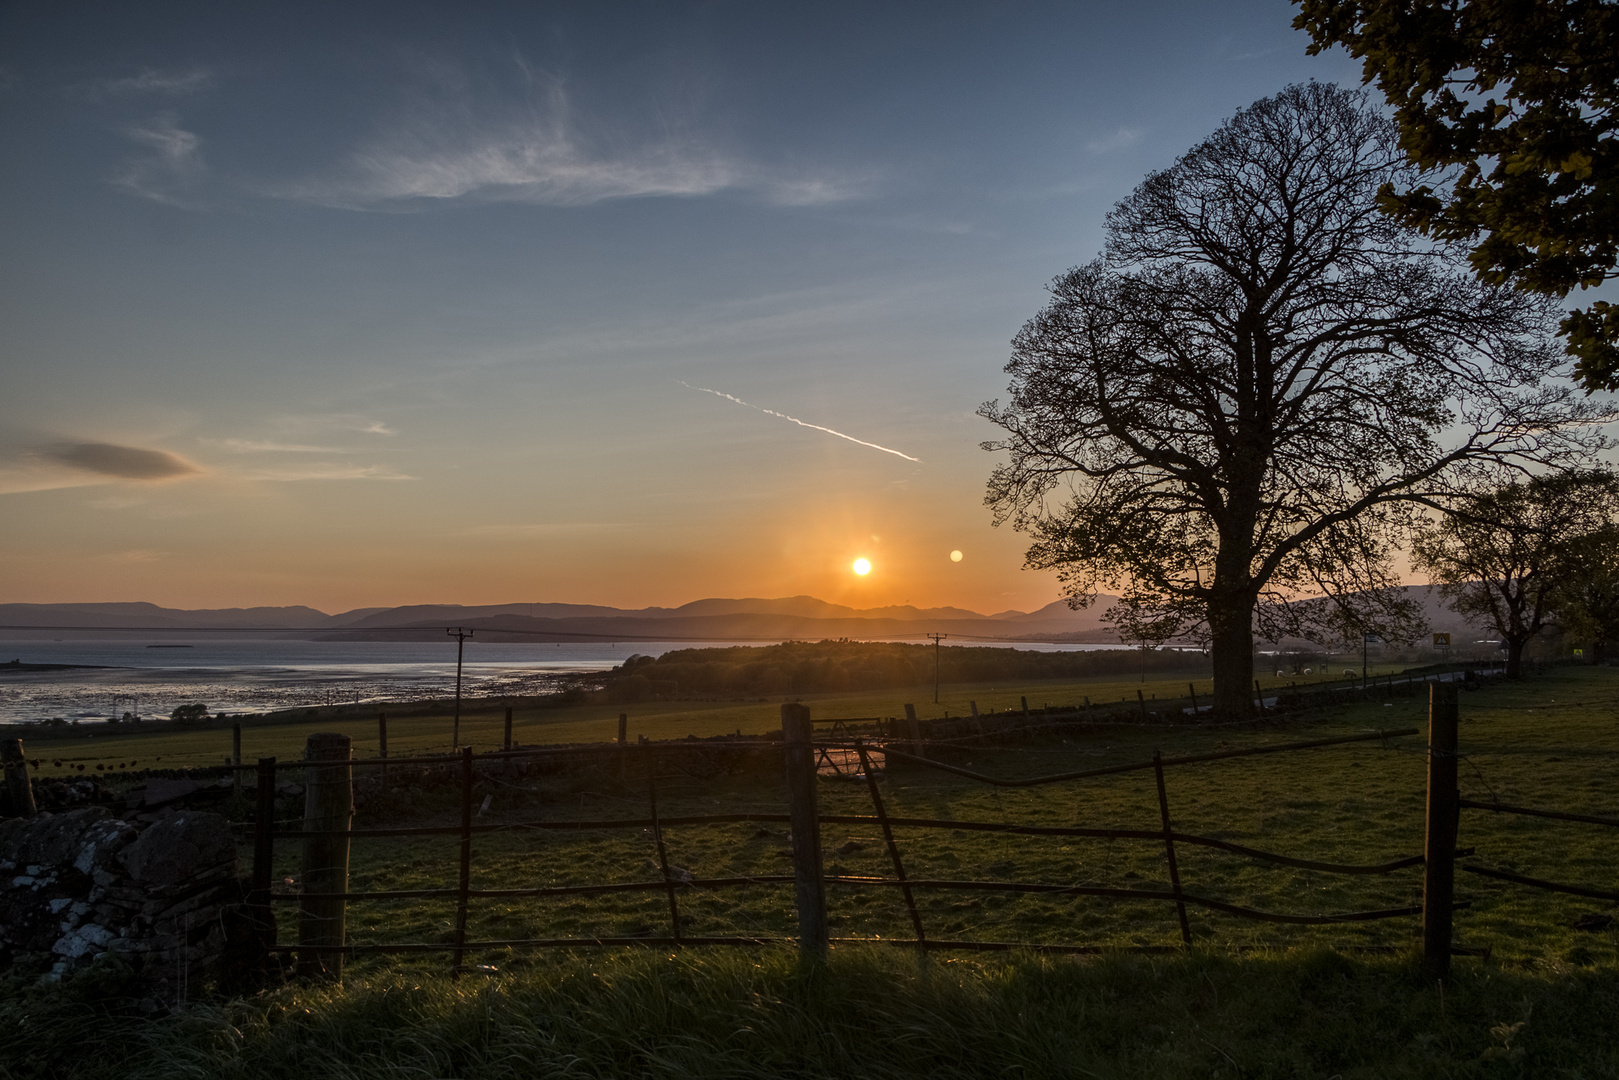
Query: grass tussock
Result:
<box><xmin>4</xmin><ymin>947</ymin><xmax>1618</xmax><ymax>1079</ymax></box>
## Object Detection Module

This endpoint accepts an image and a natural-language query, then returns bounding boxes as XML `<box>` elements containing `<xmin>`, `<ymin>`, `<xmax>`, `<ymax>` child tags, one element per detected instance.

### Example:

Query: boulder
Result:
<box><xmin>120</xmin><ymin>813</ymin><xmax>236</xmax><ymax>890</ymax></box>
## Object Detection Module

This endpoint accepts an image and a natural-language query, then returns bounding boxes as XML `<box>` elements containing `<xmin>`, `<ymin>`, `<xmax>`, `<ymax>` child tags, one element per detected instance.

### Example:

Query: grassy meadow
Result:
<box><xmin>3</xmin><ymin>662</ymin><xmax>1616</xmax><ymax>1078</ymax></box>
<box><xmin>18</xmin><ymin>660</ymin><xmax>1427</xmax><ymax>773</ymax></box>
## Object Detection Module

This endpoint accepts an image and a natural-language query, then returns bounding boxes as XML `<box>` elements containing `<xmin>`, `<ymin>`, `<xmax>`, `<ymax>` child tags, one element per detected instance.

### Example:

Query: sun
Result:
<box><xmin>852</xmin><ymin>558</ymin><xmax>872</xmax><ymax>576</ymax></box>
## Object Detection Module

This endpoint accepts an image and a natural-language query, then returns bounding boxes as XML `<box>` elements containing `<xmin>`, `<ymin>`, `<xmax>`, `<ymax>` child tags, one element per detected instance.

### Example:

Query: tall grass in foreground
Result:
<box><xmin>4</xmin><ymin>947</ymin><xmax>1616</xmax><ymax>1079</ymax></box>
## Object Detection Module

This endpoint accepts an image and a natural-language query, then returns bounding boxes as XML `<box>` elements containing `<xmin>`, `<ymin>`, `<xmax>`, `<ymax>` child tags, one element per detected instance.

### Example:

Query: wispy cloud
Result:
<box><xmin>278</xmin><ymin>78</ymin><xmax>868</xmax><ymax>210</ymax></box>
<box><xmin>246</xmin><ymin>464</ymin><xmax>413</xmax><ymax>482</ymax></box>
<box><xmin>110</xmin><ymin>113</ymin><xmax>207</xmax><ymax>206</ymax></box>
<box><xmin>270</xmin><ymin>413</ymin><xmax>398</xmax><ymax>437</ymax></box>
<box><xmin>211</xmin><ymin>439</ymin><xmax>346</xmax><ymax>453</ymax></box>
<box><xmin>456</xmin><ymin>522</ymin><xmax>624</xmax><ymax>537</ymax></box>
<box><xmin>1085</xmin><ymin>127</ymin><xmax>1142</xmax><ymax>155</ymax></box>
<box><xmin>93</xmin><ymin>67</ymin><xmax>213</xmax><ymax>99</ymax></box>
<box><xmin>680</xmin><ymin>382</ymin><xmax>920</xmax><ymax>462</ymax></box>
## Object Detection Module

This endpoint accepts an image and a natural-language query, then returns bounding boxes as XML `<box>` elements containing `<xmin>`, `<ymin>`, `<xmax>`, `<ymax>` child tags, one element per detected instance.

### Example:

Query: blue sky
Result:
<box><xmin>0</xmin><ymin>0</ymin><xmax>1367</xmax><ymax>612</ymax></box>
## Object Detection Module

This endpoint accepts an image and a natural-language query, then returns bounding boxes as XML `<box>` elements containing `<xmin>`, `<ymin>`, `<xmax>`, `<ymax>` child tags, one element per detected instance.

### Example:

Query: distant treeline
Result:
<box><xmin>599</xmin><ymin>640</ymin><xmax>1210</xmax><ymax>701</ymax></box>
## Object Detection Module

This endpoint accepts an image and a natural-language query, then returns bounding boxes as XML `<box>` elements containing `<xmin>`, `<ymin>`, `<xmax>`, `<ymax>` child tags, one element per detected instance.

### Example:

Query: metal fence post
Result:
<box><xmin>1423</xmin><ymin>682</ymin><xmax>1460</xmax><ymax>981</ymax></box>
<box><xmin>299</xmin><ymin>733</ymin><xmax>352</xmax><ymax>979</ymax></box>
<box><xmin>1153</xmin><ymin>751</ymin><xmax>1192</xmax><ymax>945</ymax></box>
<box><xmin>782</xmin><ymin>703</ymin><xmax>828</xmax><ymax>962</ymax></box>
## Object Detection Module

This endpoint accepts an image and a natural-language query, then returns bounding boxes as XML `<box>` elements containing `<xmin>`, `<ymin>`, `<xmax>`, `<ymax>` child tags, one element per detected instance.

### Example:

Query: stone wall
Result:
<box><xmin>0</xmin><ymin>806</ymin><xmax>250</xmax><ymax>1000</ymax></box>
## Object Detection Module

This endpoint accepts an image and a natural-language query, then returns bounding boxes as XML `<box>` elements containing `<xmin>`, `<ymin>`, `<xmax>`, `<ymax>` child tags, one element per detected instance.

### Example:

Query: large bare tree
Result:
<box><xmin>981</xmin><ymin>82</ymin><xmax>1610</xmax><ymax>717</ymax></box>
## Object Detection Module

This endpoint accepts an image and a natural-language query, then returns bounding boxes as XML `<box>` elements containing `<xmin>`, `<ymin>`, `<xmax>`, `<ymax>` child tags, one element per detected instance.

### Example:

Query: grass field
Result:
<box><xmin>240</xmin><ymin>664</ymin><xmax>1608</xmax><ymax>972</ymax></box>
<box><xmin>3</xmin><ymin>664</ymin><xmax>1613</xmax><ymax>1079</ymax></box>
<box><xmin>16</xmin><ymin>662</ymin><xmax>1440</xmax><ymax>772</ymax></box>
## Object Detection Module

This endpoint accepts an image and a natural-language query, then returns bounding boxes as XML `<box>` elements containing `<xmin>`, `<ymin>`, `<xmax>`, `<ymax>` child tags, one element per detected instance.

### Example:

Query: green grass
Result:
<box><xmin>233</xmin><ymin>664</ymin><xmax>1619</xmax><ymax>971</ymax></box>
<box><xmin>4</xmin><ymin>946</ymin><xmax>1617</xmax><ymax>1078</ymax></box>
<box><xmin>6</xmin><ymin>666</ymin><xmax>1616</xmax><ymax>1078</ymax></box>
<box><xmin>17</xmin><ymin>663</ymin><xmax>1428</xmax><ymax>773</ymax></box>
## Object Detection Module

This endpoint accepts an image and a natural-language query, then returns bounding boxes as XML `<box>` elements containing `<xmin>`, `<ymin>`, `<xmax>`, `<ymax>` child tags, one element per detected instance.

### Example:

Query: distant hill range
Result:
<box><xmin>0</xmin><ymin>588</ymin><xmax>1492</xmax><ymax>646</ymax></box>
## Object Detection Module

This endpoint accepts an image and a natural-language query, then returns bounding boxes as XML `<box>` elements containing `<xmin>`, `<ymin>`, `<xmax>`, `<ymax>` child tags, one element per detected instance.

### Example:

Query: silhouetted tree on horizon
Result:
<box><xmin>1413</xmin><ymin>471</ymin><xmax>1619</xmax><ymax>677</ymax></box>
<box><xmin>981</xmin><ymin>82</ymin><xmax>1611</xmax><ymax>718</ymax></box>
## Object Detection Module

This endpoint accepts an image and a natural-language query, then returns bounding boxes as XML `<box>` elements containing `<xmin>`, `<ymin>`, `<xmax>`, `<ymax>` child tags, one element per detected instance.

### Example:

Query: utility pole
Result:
<box><xmin>447</xmin><ymin>627</ymin><xmax>474</xmax><ymax>749</ymax></box>
<box><xmin>926</xmin><ymin>633</ymin><xmax>948</xmax><ymax>703</ymax></box>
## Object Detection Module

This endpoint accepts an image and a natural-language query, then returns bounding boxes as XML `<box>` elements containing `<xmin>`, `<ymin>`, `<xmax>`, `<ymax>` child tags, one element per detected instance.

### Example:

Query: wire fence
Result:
<box><xmin>236</xmin><ymin>715</ymin><xmax>1453</xmax><ymax>978</ymax></box>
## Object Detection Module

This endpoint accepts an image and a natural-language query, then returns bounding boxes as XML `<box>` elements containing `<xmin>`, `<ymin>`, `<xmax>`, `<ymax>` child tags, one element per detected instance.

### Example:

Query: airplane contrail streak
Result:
<box><xmin>680</xmin><ymin>382</ymin><xmax>921</xmax><ymax>462</ymax></box>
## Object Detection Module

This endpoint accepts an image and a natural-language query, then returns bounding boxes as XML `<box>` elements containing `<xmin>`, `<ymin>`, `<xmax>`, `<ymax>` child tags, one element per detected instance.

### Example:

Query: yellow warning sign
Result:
<box><xmin>1433</xmin><ymin>633</ymin><xmax>1451</xmax><ymax>647</ymax></box>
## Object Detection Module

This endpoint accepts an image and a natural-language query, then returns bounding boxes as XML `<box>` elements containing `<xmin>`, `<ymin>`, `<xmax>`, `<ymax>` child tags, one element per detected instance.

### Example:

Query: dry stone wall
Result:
<box><xmin>0</xmin><ymin>806</ymin><xmax>249</xmax><ymax>999</ymax></box>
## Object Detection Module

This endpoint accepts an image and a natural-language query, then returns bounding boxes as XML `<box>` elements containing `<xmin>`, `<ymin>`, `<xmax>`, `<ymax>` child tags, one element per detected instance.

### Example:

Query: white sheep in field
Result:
<box><xmin>1344</xmin><ymin>668</ymin><xmax>1357</xmax><ymax>679</ymax></box>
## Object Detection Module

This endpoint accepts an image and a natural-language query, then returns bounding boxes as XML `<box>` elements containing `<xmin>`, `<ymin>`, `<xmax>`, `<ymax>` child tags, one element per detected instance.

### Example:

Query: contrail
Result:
<box><xmin>680</xmin><ymin>382</ymin><xmax>921</xmax><ymax>462</ymax></box>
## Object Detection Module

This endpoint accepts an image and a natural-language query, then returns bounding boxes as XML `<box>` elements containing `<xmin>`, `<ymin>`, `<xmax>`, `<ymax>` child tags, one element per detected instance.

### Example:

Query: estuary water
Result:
<box><xmin>0</xmin><ymin>637</ymin><xmax>1128</xmax><ymax>725</ymax></box>
<box><xmin>0</xmin><ymin>639</ymin><xmax>691</xmax><ymax>725</ymax></box>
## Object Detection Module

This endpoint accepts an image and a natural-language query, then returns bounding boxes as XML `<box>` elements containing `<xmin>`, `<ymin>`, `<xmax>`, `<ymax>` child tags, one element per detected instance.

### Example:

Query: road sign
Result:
<box><xmin>1433</xmin><ymin>633</ymin><xmax>1451</xmax><ymax>647</ymax></box>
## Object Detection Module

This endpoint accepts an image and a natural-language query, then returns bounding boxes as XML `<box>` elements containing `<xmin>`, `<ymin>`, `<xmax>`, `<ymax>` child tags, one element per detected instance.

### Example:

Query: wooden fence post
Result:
<box><xmin>1422</xmin><ymin>682</ymin><xmax>1460</xmax><ymax>981</ymax></box>
<box><xmin>503</xmin><ymin>706</ymin><xmax>514</xmax><ymax>753</ymax></box>
<box><xmin>377</xmin><ymin>712</ymin><xmax>388</xmax><ymax>786</ymax></box>
<box><xmin>903</xmin><ymin>703</ymin><xmax>926</xmax><ymax>758</ymax></box>
<box><xmin>299</xmin><ymin>733</ymin><xmax>352</xmax><ymax>979</ymax></box>
<box><xmin>1188</xmin><ymin>683</ymin><xmax>1199</xmax><ymax>716</ymax></box>
<box><xmin>1136</xmin><ymin>688</ymin><xmax>1150</xmax><ymax>722</ymax></box>
<box><xmin>618</xmin><ymin>713</ymin><xmax>628</xmax><ymax>779</ymax></box>
<box><xmin>232</xmin><ymin>723</ymin><xmax>243</xmax><ymax>799</ymax></box>
<box><xmin>2</xmin><ymin>738</ymin><xmax>37</xmax><ymax>818</ymax></box>
<box><xmin>782</xmin><ymin>703</ymin><xmax>828</xmax><ymax>962</ymax></box>
<box><xmin>451</xmin><ymin>745</ymin><xmax>474</xmax><ymax>976</ymax></box>
<box><xmin>250</xmin><ymin>757</ymin><xmax>277</xmax><ymax>972</ymax></box>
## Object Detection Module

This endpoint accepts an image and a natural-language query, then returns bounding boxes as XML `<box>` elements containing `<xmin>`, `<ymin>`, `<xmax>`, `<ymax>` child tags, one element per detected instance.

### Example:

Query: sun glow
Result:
<box><xmin>852</xmin><ymin>558</ymin><xmax>872</xmax><ymax>576</ymax></box>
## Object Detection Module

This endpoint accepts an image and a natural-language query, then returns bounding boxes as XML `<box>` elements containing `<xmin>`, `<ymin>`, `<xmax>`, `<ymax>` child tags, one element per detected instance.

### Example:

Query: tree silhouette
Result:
<box><xmin>981</xmin><ymin>83</ymin><xmax>1610</xmax><ymax>717</ymax></box>
<box><xmin>1413</xmin><ymin>471</ymin><xmax>1619</xmax><ymax>676</ymax></box>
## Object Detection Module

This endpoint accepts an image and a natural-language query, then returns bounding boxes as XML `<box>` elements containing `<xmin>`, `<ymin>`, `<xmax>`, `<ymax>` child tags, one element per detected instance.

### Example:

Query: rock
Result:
<box><xmin>129</xmin><ymin>778</ymin><xmax>204</xmax><ymax>809</ymax></box>
<box><xmin>74</xmin><ymin>817</ymin><xmax>137</xmax><ymax>875</ymax></box>
<box><xmin>120</xmin><ymin>813</ymin><xmax>236</xmax><ymax>890</ymax></box>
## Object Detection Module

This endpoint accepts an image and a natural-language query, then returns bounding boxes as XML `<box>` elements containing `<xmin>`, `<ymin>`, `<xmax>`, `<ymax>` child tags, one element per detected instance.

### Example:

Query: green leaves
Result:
<box><xmin>1294</xmin><ymin>0</ymin><xmax>1619</xmax><ymax>391</ymax></box>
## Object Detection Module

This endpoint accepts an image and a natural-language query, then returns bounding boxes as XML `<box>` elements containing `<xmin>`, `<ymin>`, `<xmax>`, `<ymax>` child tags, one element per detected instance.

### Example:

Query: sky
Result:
<box><xmin>0</xmin><ymin>0</ymin><xmax>1377</xmax><ymax>615</ymax></box>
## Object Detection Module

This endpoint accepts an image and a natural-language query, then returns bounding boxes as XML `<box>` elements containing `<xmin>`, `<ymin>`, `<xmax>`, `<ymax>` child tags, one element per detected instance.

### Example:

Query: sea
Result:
<box><xmin>0</xmin><ymin>638</ymin><xmax>1125</xmax><ymax>725</ymax></box>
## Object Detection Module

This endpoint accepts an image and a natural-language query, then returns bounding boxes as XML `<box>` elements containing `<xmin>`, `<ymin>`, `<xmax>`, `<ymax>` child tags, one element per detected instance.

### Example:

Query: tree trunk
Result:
<box><xmin>1208</xmin><ymin>599</ymin><xmax>1256</xmax><ymax>718</ymax></box>
<box><xmin>1505</xmin><ymin>637</ymin><xmax>1526</xmax><ymax>678</ymax></box>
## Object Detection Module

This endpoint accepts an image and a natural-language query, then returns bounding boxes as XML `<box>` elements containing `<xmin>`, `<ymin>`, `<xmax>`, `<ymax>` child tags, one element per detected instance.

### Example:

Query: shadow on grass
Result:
<box><xmin>4</xmin><ymin>947</ymin><xmax>1616</xmax><ymax>1079</ymax></box>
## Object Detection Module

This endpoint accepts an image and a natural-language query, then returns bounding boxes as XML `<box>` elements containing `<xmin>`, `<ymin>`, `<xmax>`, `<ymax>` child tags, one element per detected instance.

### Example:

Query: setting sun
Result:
<box><xmin>852</xmin><ymin>558</ymin><xmax>872</xmax><ymax>576</ymax></box>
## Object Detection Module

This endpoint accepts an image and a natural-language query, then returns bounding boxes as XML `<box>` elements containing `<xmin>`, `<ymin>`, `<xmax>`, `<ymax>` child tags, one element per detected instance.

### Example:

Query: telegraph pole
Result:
<box><xmin>447</xmin><ymin>627</ymin><xmax>474</xmax><ymax>748</ymax></box>
<box><xmin>926</xmin><ymin>633</ymin><xmax>948</xmax><ymax>703</ymax></box>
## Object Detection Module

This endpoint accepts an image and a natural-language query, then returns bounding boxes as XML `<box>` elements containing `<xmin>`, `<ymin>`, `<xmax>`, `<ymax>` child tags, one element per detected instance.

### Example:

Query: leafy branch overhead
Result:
<box><xmin>1294</xmin><ymin>0</ymin><xmax>1619</xmax><ymax>391</ymax></box>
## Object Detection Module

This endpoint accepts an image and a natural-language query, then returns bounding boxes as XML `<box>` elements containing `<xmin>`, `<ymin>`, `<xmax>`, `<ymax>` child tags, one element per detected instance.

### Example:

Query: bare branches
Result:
<box><xmin>981</xmin><ymin>82</ymin><xmax>1614</xmax><ymax>714</ymax></box>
